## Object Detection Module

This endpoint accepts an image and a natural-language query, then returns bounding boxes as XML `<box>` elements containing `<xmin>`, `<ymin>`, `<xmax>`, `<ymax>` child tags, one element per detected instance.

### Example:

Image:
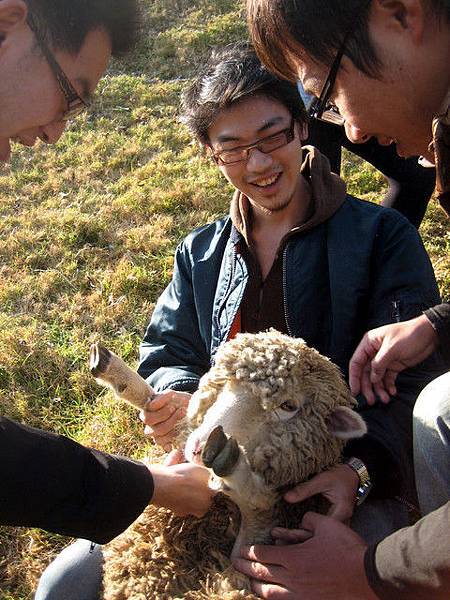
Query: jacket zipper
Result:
<box><xmin>391</xmin><ymin>299</ymin><xmax>401</xmax><ymax>322</ymax></box>
<box><xmin>282</xmin><ymin>247</ymin><xmax>293</xmax><ymax>336</ymax></box>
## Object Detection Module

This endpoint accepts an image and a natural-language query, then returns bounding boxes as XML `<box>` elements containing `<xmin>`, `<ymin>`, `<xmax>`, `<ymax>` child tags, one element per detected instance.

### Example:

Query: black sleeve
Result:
<box><xmin>424</xmin><ymin>303</ymin><xmax>450</xmax><ymax>363</ymax></box>
<box><xmin>0</xmin><ymin>418</ymin><xmax>154</xmax><ymax>544</ymax></box>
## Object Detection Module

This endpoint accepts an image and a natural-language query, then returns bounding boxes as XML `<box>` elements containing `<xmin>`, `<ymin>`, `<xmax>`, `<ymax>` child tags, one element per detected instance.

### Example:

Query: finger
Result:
<box><xmin>152</xmin><ymin>407</ymin><xmax>185</xmax><ymax>437</ymax></box>
<box><xmin>384</xmin><ymin>369</ymin><xmax>398</xmax><ymax>398</ymax></box>
<box><xmin>144</xmin><ymin>392</ymin><xmax>173</xmax><ymax>412</ymax></box>
<box><xmin>327</xmin><ymin>500</ymin><xmax>354</xmax><ymax>523</ymax></box>
<box><xmin>164</xmin><ymin>448</ymin><xmax>185</xmax><ymax>466</ymax></box>
<box><xmin>360</xmin><ymin>363</ymin><xmax>376</xmax><ymax>405</ymax></box>
<box><xmin>238</xmin><ymin>545</ymin><xmax>287</xmax><ymax>566</ymax></box>
<box><xmin>301</xmin><ymin>511</ymin><xmax>328</xmax><ymax>533</ymax></box>
<box><xmin>373</xmin><ymin>378</ymin><xmax>390</xmax><ymax>404</ymax></box>
<box><xmin>349</xmin><ymin>337</ymin><xmax>373</xmax><ymax>396</ymax></box>
<box><xmin>370</xmin><ymin>341</ymin><xmax>393</xmax><ymax>384</ymax></box>
<box><xmin>251</xmin><ymin>580</ymin><xmax>290</xmax><ymax>599</ymax></box>
<box><xmin>143</xmin><ymin>402</ymin><xmax>177</xmax><ymax>426</ymax></box>
<box><xmin>232</xmin><ymin>558</ymin><xmax>285</xmax><ymax>584</ymax></box>
<box><xmin>284</xmin><ymin>475</ymin><xmax>326</xmax><ymax>503</ymax></box>
<box><xmin>271</xmin><ymin>527</ymin><xmax>312</xmax><ymax>543</ymax></box>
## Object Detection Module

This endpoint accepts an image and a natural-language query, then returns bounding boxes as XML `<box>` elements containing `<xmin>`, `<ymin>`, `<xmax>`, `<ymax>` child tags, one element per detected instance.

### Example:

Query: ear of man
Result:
<box><xmin>0</xmin><ymin>0</ymin><xmax>28</xmax><ymax>47</ymax></box>
<box><xmin>371</xmin><ymin>0</ymin><xmax>426</xmax><ymax>45</ymax></box>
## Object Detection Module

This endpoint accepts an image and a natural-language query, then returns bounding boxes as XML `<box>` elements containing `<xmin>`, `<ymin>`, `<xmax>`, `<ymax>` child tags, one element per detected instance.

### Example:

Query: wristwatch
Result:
<box><xmin>346</xmin><ymin>457</ymin><xmax>373</xmax><ymax>505</ymax></box>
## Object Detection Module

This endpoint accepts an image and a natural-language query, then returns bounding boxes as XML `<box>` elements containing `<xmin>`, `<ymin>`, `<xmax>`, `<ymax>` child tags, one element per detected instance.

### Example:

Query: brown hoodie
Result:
<box><xmin>229</xmin><ymin>146</ymin><xmax>346</xmax><ymax>334</ymax></box>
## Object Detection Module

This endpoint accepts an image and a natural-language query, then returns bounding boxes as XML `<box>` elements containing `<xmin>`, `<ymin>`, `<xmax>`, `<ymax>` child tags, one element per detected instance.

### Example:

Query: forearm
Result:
<box><xmin>365</xmin><ymin>502</ymin><xmax>450</xmax><ymax>599</ymax></box>
<box><xmin>0</xmin><ymin>418</ymin><xmax>153</xmax><ymax>543</ymax></box>
<box><xmin>424</xmin><ymin>303</ymin><xmax>450</xmax><ymax>363</ymax></box>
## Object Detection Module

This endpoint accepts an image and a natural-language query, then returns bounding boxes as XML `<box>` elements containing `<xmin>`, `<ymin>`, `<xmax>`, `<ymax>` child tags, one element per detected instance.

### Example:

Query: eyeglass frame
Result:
<box><xmin>211</xmin><ymin>118</ymin><xmax>297</xmax><ymax>165</ymax></box>
<box><xmin>26</xmin><ymin>12</ymin><xmax>90</xmax><ymax>121</ymax></box>
<box><xmin>307</xmin><ymin>30</ymin><xmax>351</xmax><ymax>127</ymax></box>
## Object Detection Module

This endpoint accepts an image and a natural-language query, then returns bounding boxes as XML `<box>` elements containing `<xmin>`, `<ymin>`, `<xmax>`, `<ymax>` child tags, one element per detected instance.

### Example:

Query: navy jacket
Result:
<box><xmin>139</xmin><ymin>196</ymin><xmax>446</xmax><ymax>499</ymax></box>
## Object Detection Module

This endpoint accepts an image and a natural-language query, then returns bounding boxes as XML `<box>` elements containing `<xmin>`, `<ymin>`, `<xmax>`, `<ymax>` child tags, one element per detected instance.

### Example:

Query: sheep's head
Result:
<box><xmin>185</xmin><ymin>330</ymin><xmax>367</xmax><ymax>488</ymax></box>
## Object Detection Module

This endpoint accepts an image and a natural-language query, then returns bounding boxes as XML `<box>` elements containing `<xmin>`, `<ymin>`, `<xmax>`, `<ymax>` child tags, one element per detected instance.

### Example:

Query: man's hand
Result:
<box><xmin>149</xmin><ymin>462</ymin><xmax>215</xmax><ymax>518</ymax></box>
<box><xmin>233</xmin><ymin>512</ymin><xmax>378</xmax><ymax>600</ymax></box>
<box><xmin>349</xmin><ymin>314</ymin><xmax>438</xmax><ymax>404</ymax></box>
<box><xmin>140</xmin><ymin>390</ymin><xmax>191</xmax><ymax>450</ymax></box>
<box><xmin>284</xmin><ymin>464</ymin><xmax>359</xmax><ymax>522</ymax></box>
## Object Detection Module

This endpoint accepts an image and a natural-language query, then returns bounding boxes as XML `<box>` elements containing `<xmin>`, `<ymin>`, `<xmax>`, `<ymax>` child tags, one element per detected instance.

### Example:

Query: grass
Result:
<box><xmin>0</xmin><ymin>1</ymin><xmax>449</xmax><ymax>598</ymax></box>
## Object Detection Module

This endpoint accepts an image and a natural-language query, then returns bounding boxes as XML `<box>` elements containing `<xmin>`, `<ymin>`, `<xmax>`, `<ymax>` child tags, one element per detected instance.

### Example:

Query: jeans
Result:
<box><xmin>413</xmin><ymin>371</ymin><xmax>450</xmax><ymax>514</ymax></box>
<box><xmin>34</xmin><ymin>539</ymin><xmax>103</xmax><ymax>600</ymax></box>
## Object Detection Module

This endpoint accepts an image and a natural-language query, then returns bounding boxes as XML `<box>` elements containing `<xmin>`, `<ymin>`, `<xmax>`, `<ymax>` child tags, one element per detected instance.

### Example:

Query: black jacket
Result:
<box><xmin>0</xmin><ymin>418</ymin><xmax>153</xmax><ymax>544</ymax></box>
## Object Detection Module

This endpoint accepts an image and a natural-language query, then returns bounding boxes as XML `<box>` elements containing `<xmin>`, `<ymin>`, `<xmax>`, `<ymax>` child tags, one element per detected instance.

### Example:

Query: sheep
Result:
<box><xmin>90</xmin><ymin>329</ymin><xmax>367</xmax><ymax>599</ymax></box>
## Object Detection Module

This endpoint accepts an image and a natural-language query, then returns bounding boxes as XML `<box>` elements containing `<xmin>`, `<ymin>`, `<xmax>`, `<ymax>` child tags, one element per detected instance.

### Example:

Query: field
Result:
<box><xmin>0</xmin><ymin>1</ymin><xmax>449</xmax><ymax>598</ymax></box>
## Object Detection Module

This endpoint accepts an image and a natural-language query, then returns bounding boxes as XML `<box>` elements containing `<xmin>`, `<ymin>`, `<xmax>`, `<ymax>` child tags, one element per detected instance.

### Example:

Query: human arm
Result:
<box><xmin>0</xmin><ymin>417</ymin><xmax>154</xmax><ymax>544</ymax></box>
<box><xmin>233</xmin><ymin>511</ymin><xmax>378</xmax><ymax>600</ymax></box>
<box><xmin>349</xmin><ymin>314</ymin><xmax>440</xmax><ymax>402</ymax></box>
<box><xmin>365</xmin><ymin>502</ymin><xmax>450</xmax><ymax>600</ymax></box>
<box><xmin>138</xmin><ymin>239</ymin><xmax>212</xmax><ymax>394</ymax></box>
<box><xmin>0</xmin><ymin>418</ymin><xmax>214</xmax><ymax>543</ymax></box>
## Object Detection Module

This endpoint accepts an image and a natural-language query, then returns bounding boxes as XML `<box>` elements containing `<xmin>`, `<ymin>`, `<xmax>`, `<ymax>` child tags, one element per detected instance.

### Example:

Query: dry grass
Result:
<box><xmin>1</xmin><ymin>1</ymin><xmax>448</xmax><ymax>598</ymax></box>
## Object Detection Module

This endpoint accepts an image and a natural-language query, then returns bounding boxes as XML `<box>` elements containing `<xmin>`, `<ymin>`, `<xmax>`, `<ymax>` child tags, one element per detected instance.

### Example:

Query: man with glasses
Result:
<box><xmin>36</xmin><ymin>41</ymin><xmax>446</xmax><ymax>600</ymax></box>
<box><xmin>238</xmin><ymin>0</ymin><xmax>450</xmax><ymax>598</ymax></box>
<box><xmin>1</xmin><ymin>0</ymin><xmax>214</xmax><ymax>554</ymax></box>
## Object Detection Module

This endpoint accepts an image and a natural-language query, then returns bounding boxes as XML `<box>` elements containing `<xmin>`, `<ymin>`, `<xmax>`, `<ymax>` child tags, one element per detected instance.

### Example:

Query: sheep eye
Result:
<box><xmin>279</xmin><ymin>401</ymin><xmax>297</xmax><ymax>412</ymax></box>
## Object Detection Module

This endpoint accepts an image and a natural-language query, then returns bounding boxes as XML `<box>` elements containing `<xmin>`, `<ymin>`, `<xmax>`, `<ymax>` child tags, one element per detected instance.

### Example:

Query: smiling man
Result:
<box><xmin>34</xmin><ymin>40</ymin><xmax>448</xmax><ymax>600</ymax></box>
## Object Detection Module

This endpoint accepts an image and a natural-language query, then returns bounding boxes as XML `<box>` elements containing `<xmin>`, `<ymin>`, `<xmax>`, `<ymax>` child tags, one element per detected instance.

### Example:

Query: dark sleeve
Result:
<box><xmin>347</xmin><ymin>213</ymin><xmax>447</xmax><ymax>500</ymax></box>
<box><xmin>424</xmin><ymin>303</ymin><xmax>450</xmax><ymax>363</ymax></box>
<box><xmin>364</xmin><ymin>502</ymin><xmax>450</xmax><ymax>600</ymax></box>
<box><xmin>138</xmin><ymin>240</ymin><xmax>211</xmax><ymax>393</ymax></box>
<box><xmin>0</xmin><ymin>418</ymin><xmax>154</xmax><ymax>544</ymax></box>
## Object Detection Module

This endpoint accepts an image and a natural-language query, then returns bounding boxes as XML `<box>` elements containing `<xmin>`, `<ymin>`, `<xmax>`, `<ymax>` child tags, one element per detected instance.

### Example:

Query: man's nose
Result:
<box><xmin>344</xmin><ymin>122</ymin><xmax>370</xmax><ymax>144</ymax></box>
<box><xmin>39</xmin><ymin>120</ymin><xmax>67</xmax><ymax>144</ymax></box>
<box><xmin>246</xmin><ymin>147</ymin><xmax>273</xmax><ymax>171</ymax></box>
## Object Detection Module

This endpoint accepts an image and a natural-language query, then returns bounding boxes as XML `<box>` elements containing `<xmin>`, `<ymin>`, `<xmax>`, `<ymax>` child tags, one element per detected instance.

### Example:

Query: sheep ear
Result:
<box><xmin>327</xmin><ymin>406</ymin><xmax>367</xmax><ymax>440</ymax></box>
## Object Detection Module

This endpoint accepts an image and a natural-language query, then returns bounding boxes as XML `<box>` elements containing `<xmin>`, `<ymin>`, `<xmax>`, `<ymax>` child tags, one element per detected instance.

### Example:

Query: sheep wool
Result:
<box><xmin>101</xmin><ymin>329</ymin><xmax>366</xmax><ymax>599</ymax></box>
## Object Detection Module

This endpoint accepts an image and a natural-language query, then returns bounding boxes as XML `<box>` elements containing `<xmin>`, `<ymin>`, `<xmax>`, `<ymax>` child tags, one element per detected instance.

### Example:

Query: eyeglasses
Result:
<box><xmin>212</xmin><ymin>118</ymin><xmax>296</xmax><ymax>165</ymax></box>
<box><xmin>26</xmin><ymin>13</ymin><xmax>90</xmax><ymax>121</ymax></box>
<box><xmin>307</xmin><ymin>32</ymin><xmax>351</xmax><ymax>127</ymax></box>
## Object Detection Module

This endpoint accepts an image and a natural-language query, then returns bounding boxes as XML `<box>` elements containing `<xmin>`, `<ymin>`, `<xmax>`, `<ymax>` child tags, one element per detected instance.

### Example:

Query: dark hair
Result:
<box><xmin>247</xmin><ymin>0</ymin><xmax>379</xmax><ymax>82</ymax></box>
<box><xmin>181</xmin><ymin>42</ymin><xmax>307</xmax><ymax>144</ymax></box>
<box><xmin>26</xmin><ymin>0</ymin><xmax>141</xmax><ymax>56</ymax></box>
<box><xmin>247</xmin><ymin>0</ymin><xmax>450</xmax><ymax>82</ymax></box>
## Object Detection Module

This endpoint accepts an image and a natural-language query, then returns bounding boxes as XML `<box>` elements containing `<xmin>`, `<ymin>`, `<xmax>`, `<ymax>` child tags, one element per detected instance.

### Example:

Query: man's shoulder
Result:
<box><xmin>337</xmin><ymin>195</ymin><xmax>415</xmax><ymax>230</ymax></box>
<box><xmin>178</xmin><ymin>216</ymin><xmax>232</xmax><ymax>254</ymax></box>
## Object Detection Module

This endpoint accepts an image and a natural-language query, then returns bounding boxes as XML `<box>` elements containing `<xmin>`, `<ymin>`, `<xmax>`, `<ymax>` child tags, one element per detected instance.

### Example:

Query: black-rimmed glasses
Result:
<box><xmin>307</xmin><ymin>32</ymin><xmax>351</xmax><ymax>127</ymax></box>
<box><xmin>213</xmin><ymin>118</ymin><xmax>296</xmax><ymax>165</ymax></box>
<box><xmin>26</xmin><ymin>13</ymin><xmax>90</xmax><ymax>121</ymax></box>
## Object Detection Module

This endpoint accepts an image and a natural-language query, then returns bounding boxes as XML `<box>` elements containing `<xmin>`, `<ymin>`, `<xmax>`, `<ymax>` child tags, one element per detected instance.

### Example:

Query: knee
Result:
<box><xmin>35</xmin><ymin>540</ymin><xmax>103</xmax><ymax>600</ymax></box>
<box><xmin>414</xmin><ymin>372</ymin><xmax>450</xmax><ymax>429</ymax></box>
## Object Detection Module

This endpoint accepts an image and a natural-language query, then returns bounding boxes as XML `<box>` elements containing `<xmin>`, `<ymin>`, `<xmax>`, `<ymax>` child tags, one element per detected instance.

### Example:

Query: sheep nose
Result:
<box><xmin>202</xmin><ymin>426</ymin><xmax>240</xmax><ymax>476</ymax></box>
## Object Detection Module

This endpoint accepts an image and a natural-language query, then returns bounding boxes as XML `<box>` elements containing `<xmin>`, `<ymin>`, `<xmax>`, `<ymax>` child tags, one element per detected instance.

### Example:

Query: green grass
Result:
<box><xmin>1</xmin><ymin>1</ymin><xmax>449</xmax><ymax>598</ymax></box>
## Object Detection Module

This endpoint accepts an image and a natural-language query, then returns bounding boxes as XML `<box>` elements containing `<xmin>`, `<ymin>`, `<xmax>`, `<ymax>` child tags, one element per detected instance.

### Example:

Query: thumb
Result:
<box><xmin>284</xmin><ymin>475</ymin><xmax>324</xmax><ymax>503</ymax></box>
<box><xmin>370</xmin><ymin>340</ymin><xmax>393</xmax><ymax>383</ymax></box>
<box><xmin>301</xmin><ymin>511</ymin><xmax>329</xmax><ymax>533</ymax></box>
